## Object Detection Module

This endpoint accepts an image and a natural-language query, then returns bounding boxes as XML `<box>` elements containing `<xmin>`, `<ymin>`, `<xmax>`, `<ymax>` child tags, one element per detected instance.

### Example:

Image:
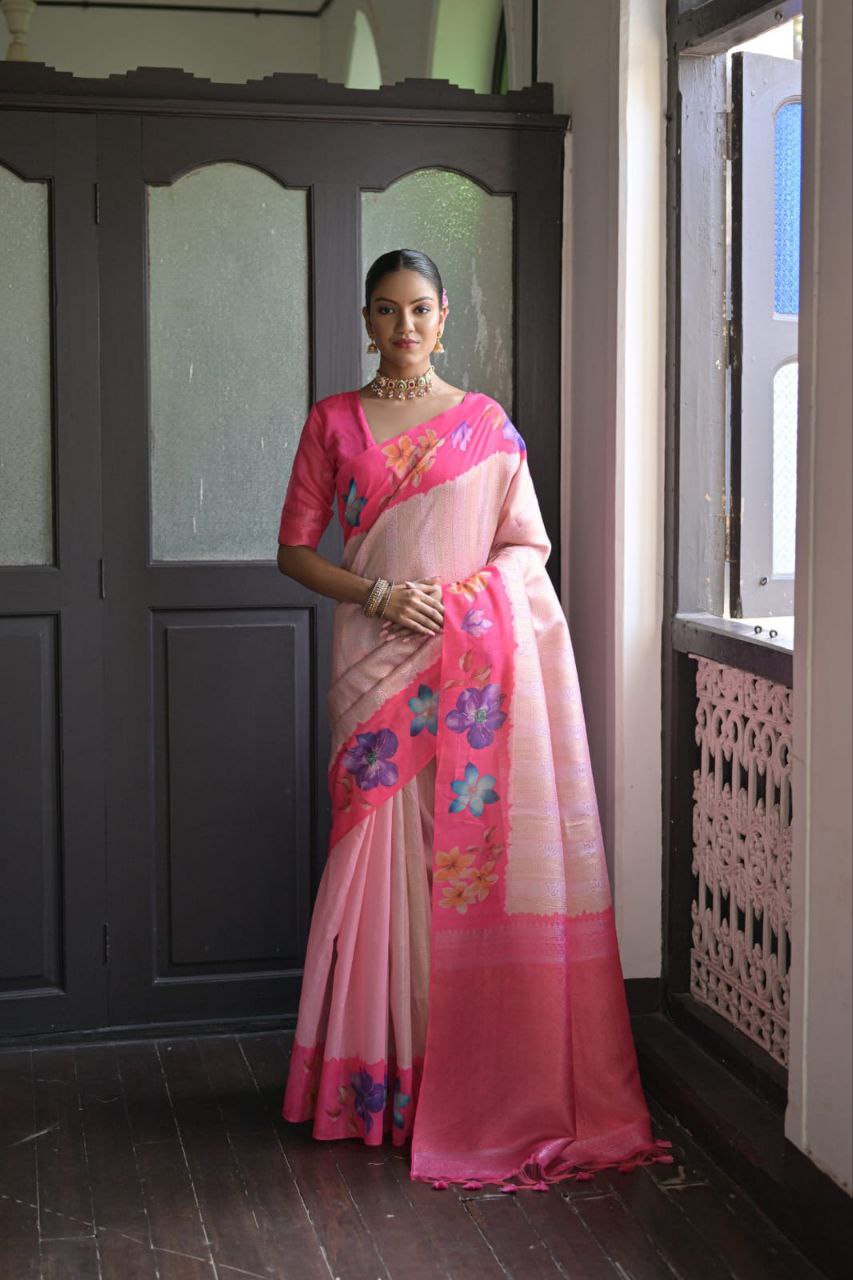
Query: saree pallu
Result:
<box><xmin>280</xmin><ymin>390</ymin><xmax>671</xmax><ymax>1187</ymax></box>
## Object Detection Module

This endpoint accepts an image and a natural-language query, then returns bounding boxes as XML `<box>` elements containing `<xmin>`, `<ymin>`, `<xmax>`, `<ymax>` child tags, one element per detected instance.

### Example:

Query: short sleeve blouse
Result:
<box><xmin>277</xmin><ymin>403</ymin><xmax>336</xmax><ymax>549</ymax></box>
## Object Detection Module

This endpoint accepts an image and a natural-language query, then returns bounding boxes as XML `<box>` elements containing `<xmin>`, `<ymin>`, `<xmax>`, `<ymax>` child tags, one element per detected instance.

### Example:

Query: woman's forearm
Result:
<box><xmin>277</xmin><ymin>545</ymin><xmax>444</xmax><ymax>636</ymax></box>
<box><xmin>276</xmin><ymin>543</ymin><xmax>374</xmax><ymax>607</ymax></box>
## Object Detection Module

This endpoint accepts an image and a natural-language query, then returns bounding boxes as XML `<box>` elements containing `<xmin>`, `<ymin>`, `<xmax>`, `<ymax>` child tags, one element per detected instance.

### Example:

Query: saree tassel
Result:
<box><xmin>632</xmin><ymin>1140</ymin><xmax>675</xmax><ymax>1169</ymax></box>
<box><xmin>530</xmin><ymin>1181</ymin><xmax>551</xmax><ymax>1192</ymax></box>
<box><xmin>461</xmin><ymin>1180</ymin><xmax>483</xmax><ymax>1190</ymax></box>
<box><xmin>574</xmin><ymin>1171</ymin><xmax>595</xmax><ymax>1182</ymax></box>
<box><xmin>499</xmin><ymin>1183</ymin><xmax>520</xmax><ymax>1194</ymax></box>
<box><xmin>431</xmin><ymin>1180</ymin><xmax>449</xmax><ymax>1190</ymax></box>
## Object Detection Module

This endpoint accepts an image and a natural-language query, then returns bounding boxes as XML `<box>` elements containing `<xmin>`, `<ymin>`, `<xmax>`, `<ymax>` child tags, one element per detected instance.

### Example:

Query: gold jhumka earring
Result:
<box><xmin>432</xmin><ymin>332</ymin><xmax>446</xmax><ymax>354</ymax></box>
<box><xmin>366</xmin><ymin>335</ymin><xmax>379</xmax><ymax>353</ymax></box>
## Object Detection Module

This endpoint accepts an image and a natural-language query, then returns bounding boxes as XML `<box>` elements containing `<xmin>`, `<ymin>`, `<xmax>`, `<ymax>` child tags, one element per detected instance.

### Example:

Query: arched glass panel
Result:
<box><xmin>148</xmin><ymin>163</ymin><xmax>309</xmax><ymax>561</ymax></box>
<box><xmin>772</xmin><ymin>360</ymin><xmax>798</xmax><ymax>576</ymax></box>
<box><xmin>774</xmin><ymin>100</ymin><xmax>801</xmax><ymax>316</ymax></box>
<box><xmin>361</xmin><ymin>168</ymin><xmax>513</xmax><ymax>407</ymax></box>
<box><xmin>0</xmin><ymin>164</ymin><xmax>53</xmax><ymax>565</ymax></box>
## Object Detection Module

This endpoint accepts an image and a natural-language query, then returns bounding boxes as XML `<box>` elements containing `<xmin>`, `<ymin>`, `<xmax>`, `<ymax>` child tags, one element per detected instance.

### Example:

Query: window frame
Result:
<box><xmin>662</xmin><ymin>0</ymin><xmax>801</xmax><ymax>1099</ymax></box>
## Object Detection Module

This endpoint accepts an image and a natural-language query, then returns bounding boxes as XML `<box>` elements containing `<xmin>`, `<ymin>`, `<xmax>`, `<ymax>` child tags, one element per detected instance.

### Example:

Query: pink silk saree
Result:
<box><xmin>278</xmin><ymin>389</ymin><xmax>671</xmax><ymax>1188</ymax></box>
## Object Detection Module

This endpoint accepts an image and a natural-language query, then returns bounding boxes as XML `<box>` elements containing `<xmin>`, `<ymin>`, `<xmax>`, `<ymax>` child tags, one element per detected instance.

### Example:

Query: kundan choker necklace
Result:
<box><xmin>369</xmin><ymin>364</ymin><xmax>436</xmax><ymax>400</ymax></box>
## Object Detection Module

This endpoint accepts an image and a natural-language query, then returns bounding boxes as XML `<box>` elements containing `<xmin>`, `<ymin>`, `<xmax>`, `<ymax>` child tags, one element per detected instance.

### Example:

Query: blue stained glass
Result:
<box><xmin>774</xmin><ymin>101</ymin><xmax>802</xmax><ymax>315</ymax></box>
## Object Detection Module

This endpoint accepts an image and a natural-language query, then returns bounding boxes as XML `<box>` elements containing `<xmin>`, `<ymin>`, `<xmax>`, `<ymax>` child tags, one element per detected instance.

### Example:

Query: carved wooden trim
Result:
<box><xmin>689</xmin><ymin>655</ymin><xmax>792</xmax><ymax>1067</ymax></box>
<box><xmin>0</xmin><ymin>62</ymin><xmax>563</xmax><ymax>127</ymax></box>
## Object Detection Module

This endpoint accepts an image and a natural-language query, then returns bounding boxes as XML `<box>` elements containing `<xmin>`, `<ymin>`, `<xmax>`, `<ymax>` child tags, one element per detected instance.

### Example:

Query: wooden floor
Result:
<box><xmin>0</xmin><ymin>1030</ymin><xmax>828</xmax><ymax>1280</ymax></box>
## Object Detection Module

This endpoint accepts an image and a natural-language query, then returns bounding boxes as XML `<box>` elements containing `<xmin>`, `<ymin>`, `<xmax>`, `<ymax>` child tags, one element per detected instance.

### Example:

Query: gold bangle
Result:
<box><xmin>363</xmin><ymin>577</ymin><xmax>390</xmax><ymax>618</ymax></box>
<box><xmin>378</xmin><ymin>580</ymin><xmax>394</xmax><ymax>617</ymax></box>
<box><xmin>363</xmin><ymin>581</ymin><xmax>381</xmax><ymax>617</ymax></box>
<box><xmin>373</xmin><ymin>582</ymin><xmax>391</xmax><ymax>617</ymax></box>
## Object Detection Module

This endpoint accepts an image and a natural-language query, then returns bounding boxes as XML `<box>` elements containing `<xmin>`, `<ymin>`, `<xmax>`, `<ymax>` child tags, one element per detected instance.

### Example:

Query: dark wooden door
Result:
<box><xmin>98</xmin><ymin>114</ymin><xmax>343</xmax><ymax>1026</ymax></box>
<box><xmin>1</xmin><ymin>70</ymin><xmax>565</xmax><ymax>1035</ymax></box>
<box><xmin>0</xmin><ymin>112</ymin><xmax>107</xmax><ymax>1035</ymax></box>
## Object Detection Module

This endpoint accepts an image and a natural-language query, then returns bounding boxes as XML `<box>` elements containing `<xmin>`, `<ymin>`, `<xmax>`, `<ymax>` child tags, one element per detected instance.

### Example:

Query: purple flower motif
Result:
<box><xmin>461</xmin><ymin>607</ymin><xmax>493</xmax><ymax>638</ymax></box>
<box><xmin>450</xmin><ymin>420</ymin><xmax>472</xmax><ymax>451</ymax></box>
<box><xmin>408</xmin><ymin>684</ymin><xmax>439</xmax><ymax>736</ymax></box>
<box><xmin>342</xmin><ymin>728</ymin><xmax>399</xmax><ymax>790</ymax></box>
<box><xmin>449</xmin><ymin>762</ymin><xmax>499</xmax><ymax>817</ymax></box>
<box><xmin>502</xmin><ymin>418</ymin><xmax>526</xmax><ymax>452</ymax></box>
<box><xmin>445</xmin><ymin>684</ymin><xmax>508</xmax><ymax>749</ymax></box>
<box><xmin>350</xmin><ymin>1069</ymin><xmax>387</xmax><ymax>1133</ymax></box>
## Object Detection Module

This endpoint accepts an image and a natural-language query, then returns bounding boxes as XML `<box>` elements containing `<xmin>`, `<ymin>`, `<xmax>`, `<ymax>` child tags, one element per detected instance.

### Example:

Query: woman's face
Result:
<box><xmin>363</xmin><ymin>269</ymin><xmax>446</xmax><ymax>367</ymax></box>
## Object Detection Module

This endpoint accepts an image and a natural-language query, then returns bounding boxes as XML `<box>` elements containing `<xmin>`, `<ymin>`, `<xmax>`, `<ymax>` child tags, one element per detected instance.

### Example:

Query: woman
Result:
<box><xmin>277</xmin><ymin>248</ymin><xmax>671</xmax><ymax>1189</ymax></box>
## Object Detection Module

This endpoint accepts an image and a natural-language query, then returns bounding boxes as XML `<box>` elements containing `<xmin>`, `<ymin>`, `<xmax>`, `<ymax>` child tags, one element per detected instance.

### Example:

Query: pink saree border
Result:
<box><xmin>329</xmin><ymin>658</ymin><xmax>442</xmax><ymax>847</ymax></box>
<box><xmin>336</xmin><ymin>394</ymin><xmax>523</xmax><ymax>545</ymax></box>
<box><xmin>284</xmin><ymin>1040</ymin><xmax>424</xmax><ymax>1146</ymax></box>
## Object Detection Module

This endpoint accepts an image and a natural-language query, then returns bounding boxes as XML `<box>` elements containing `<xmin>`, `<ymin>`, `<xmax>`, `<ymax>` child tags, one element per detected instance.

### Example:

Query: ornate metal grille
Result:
<box><xmin>690</xmin><ymin>656</ymin><xmax>792</xmax><ymax>1067</ymax></box>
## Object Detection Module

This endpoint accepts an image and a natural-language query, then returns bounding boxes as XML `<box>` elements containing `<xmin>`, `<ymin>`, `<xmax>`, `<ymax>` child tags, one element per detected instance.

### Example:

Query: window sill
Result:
<box><xmin>672</xmin><ymin>611</ymin><xmax>793</xmax><ymax>685</ymax></box>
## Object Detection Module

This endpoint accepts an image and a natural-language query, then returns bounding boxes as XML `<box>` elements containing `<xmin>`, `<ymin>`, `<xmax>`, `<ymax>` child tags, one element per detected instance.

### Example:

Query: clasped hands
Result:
<box><xmin>378</xmin><ymin>577</ymin><xmax>444</xmax><ymax>640</ymax></box>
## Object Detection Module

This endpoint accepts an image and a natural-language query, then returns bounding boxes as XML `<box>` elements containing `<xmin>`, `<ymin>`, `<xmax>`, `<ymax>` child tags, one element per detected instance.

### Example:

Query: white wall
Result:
<box><xmin>320</xmin><ymin>0</ymin><xmax>436</xmax><ymax>87</ymax></box>
<box><xmin>613</xmin><ymin>0</ymin><xmax>666</xmax><ymax>976</ymax></box>
<box><xmin>538</xmin><ymin>0</ymin><xmax>665</xmax><ymax>978</ymax></box>
<box><xmin>537</xmin><ymin>0</ymin><xmax>620</xmax><ymax>880</ymax></box>
<box><xmin>344</xmin><ymin>8</ymin><xmax>382</xmax><ymax>89</ymax></box>
<box><xmin>432</xmin><ymin>0</ymin><xmax>503</xmax><ymax>93</ymax></box>
<box><xmin>787</xmin><ymin>0</ymin><xmax>853</xmax><ymax>1195</ymax></box>
<box><xmin>23</xmin><ymin>6</ymin><xmax>320</xmax><ymax>83</ymax></box>
<box><xmin>18</xmin><ymin>0</ymin><xmax>438</xmax><ymax>86</ymax></box>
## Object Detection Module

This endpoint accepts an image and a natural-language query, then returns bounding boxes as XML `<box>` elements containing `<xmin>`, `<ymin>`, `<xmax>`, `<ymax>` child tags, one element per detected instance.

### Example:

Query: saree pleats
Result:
<box><xmin>283</xmin><ymin>761</ymin><xmax>435</xmax><ymax>1143</ymax></box>
<box><xmin>280</xmin><ymin>391</ymin><xmax>672</xmax><ymax>1185</ymax></box>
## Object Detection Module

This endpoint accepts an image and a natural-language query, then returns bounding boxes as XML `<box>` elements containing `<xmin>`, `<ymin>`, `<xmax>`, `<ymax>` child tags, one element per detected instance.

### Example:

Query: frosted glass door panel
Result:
<box><xmin>0</xmin><ymin>166</ymin><xmax>53</xmax><ymax>565</ymax></box>
<box><xmin>361</xmin><ymin>170</ymin><xmax>513</xmax><ymax>407</ymax></box>
<box><xmin>148</xmin><ymin>163</ymin><xmax>309</xmax><ymax>561</ymax></box>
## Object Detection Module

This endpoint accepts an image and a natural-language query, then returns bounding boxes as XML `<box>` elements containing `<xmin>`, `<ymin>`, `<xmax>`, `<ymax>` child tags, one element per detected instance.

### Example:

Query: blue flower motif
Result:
<box><xmin>502</xmin><ymin>418</ymin><xmax>526</xmax><ymax>452</ymax></box>
<box><xmin>408</xmin><ymin>684</ymin><xmax>439</xmax><ymax>736</ymax></box>
<box><xmin>342</xmin><ymin>728</ymin><xmax>399</xmax><ymax>790</ymax></box>
<box><xmin>392</xmin><ymin>1075</ymin><xmax>411</xmax><ymax>1129</ymax></box>
<box><xmin>343</xmin><ymin>477</ymin><xmax>368</xmax><ymax>527</ymax></box>
<box><xmin>350</xmin><ymin>1069</ymin><xmax>387</xmax><ymax>1133</ymax></box>
<box><xmin>445</xmin><ymin>684</ymin><xmax>507</xmax><ymax>749</ymax></box>
<box><xmin>461</xmin><ymin>607</ymin><xmax>493</xmax><ymax>637</ymax></box>
<box><xmin>450</xmin><ymin>420</ymin><xmax>473</xmax><ymax>451</ymax></box>
<box><xmin>449</xmin><ymin>762</ymin><xmax>500</xmax><ymax>817</ymax></box>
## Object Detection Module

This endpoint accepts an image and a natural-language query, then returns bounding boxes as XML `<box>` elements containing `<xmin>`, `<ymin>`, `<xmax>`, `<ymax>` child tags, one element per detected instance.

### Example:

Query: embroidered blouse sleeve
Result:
<box><xmin>277</xmin><ymin>405</ymin><xmax>336</xmax><ymax>549</ymax></box>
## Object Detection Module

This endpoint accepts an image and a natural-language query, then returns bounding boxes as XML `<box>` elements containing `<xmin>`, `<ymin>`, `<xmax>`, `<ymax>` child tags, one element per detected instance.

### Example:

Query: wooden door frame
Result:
<box><xmin>0</xmin><ymin>109</ymin><xmax>107</xmax><ymax>1038</ymax></box>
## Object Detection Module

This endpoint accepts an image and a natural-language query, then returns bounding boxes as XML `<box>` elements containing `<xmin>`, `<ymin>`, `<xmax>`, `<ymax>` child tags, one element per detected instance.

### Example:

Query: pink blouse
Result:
<box><xmin>277</xmin><ymin>393</ymin><xmax>351</xmax><ymax>549</ymax></box>
<box><xmin>277</xmin><ymin>388</ymin><xmax>477</xmax><ymax>550</ymax></box>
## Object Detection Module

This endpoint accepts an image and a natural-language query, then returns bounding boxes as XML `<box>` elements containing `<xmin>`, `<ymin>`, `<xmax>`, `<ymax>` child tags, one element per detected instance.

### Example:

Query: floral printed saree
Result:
<box><xmin>278</xmin><ymin>388</ymin><xmax>671</xmax><ymax>1188</ymax></box>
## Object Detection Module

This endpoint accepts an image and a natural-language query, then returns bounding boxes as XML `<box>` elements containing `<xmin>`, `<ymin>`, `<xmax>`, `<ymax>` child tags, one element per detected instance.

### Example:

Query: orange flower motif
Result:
<box><xmin>434</xmin><ymin>847</ymin><xmax>476</xmax><ymax>882</ymax></box>
<box><xmin>382</xmin><ymin>434</ymin><xmax>418</xmax><ymax>478</ymax></box>
<box><xmin>439</xmin><ymin>881</ymin><xmax>478</xmax><ymax>914</ymax></box>
<box><xmin>326</xmin><ymin>1082</ymin><xmax>350</xmax><ymax>1120</ymax></box>
<box><xmin>409</xmin><ymin>429</ymin><xmax>446</xmax><ymax>487</ymax></box>
<box><xmin>481</xmin><ymin>404</ymin><xmax>505</xmax><ymax>432</ymax></box>
<box><xmin>418</xmin><ymin>427</ymin><xmax>442</xmax><ymax>452</ymax></box>
<box><xmin>467</xmin><ymin>860</ymin><xmax>499</xmax><ymax>902</ymax></box>
<box><xmin>449</xmin><ymin>570</ymin><xmax>492</xmax><ymax>601</ymax></box>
